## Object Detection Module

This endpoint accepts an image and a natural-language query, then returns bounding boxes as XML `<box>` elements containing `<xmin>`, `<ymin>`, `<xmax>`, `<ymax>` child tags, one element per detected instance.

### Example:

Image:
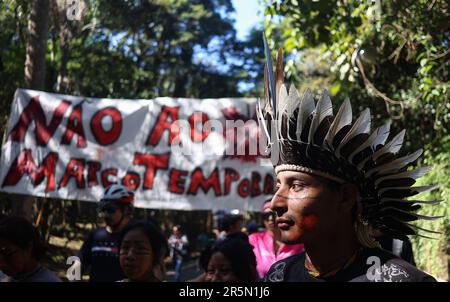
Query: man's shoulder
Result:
<box><xmin>380</xmin><ymin>257</ymin><xmax>436</xmax><ymax>282</ymax></box>
<box><xmin>352</xmin><ymin>248</ymin><xmax>436</xmax><ymax>282</ymax></box>
<box><xmin>264</xmin><ymin>252</ymin><xmax>305</xmax><ymax>282</ymax></box>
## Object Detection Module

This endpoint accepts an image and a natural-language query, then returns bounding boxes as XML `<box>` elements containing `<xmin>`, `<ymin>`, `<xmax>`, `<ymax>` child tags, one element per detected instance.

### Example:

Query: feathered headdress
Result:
<box><xmin>257</xmin><ymin>34</ymin><xmax>441</xmax><ymax>242</ymax></box>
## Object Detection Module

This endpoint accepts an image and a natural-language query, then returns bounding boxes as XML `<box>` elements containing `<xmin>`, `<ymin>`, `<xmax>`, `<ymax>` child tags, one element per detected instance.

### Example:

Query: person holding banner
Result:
<box><xmin>78</xmin><ymin>184</ymin><xmax>134</xmax><ymax>282</ymax></box>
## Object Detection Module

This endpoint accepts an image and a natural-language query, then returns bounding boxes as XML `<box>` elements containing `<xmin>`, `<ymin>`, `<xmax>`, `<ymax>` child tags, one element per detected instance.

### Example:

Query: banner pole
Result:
<box><xmin>35</xmin><ymin>196</ymin><xmax>47</xmax><ymax>227</ymax></box>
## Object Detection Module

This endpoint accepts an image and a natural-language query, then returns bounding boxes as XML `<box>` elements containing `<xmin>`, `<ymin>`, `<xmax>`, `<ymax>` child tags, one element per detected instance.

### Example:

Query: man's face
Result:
<box><xmin>172</xmin><ymin>226</ymin><xmax>180</xmax><ymax>237</ymax></box>
<box><xmin>271</xmin><ymin>170</ymin><xmax>343</xmax><ymax>244</ymax></box>
<box><xmin>99</xmin><ymin>204</ymin><xmax>124</xmax><ymax>227</ymax></box>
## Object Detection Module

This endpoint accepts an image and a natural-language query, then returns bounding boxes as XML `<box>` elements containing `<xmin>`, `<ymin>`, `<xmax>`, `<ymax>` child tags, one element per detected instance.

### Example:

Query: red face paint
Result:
<box><xmin>302</xmin><ymin>214</ymin><xmax>318</xmax><ymax>231</ymax></box>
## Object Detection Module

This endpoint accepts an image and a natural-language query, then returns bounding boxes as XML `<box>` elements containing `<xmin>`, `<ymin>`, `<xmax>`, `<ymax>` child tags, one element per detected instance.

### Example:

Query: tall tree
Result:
<box><xmin>24</xmin><ymin>0</ymin><xmax>50</xmax><ymax>89</ymax></box>
<box><xmin>12</xmin><ymin>0</ymin><xmax>50</xmax><ymax>221</ymax></box>
<box><xmin>50</xmin><ymin>0</ymin><xmax>86</xmax><ymax>93</ymax></box>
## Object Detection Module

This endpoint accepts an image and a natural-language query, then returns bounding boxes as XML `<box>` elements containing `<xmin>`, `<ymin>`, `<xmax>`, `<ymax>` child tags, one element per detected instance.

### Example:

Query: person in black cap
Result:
<box><xmin>258</xmin><ymin>35</ymin><xmax>439</xmax><ymax>282</ymax></box>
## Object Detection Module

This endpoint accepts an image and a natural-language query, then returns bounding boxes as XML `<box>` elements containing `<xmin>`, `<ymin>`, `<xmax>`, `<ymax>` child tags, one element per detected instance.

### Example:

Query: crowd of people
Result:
<box><xmin>0</xmin><ymin>183</ymin><xmax>302</xmax><ymax>282</ymax></box>
<box><xmin>0</xmin><ymin>182</ymin><xmax>427</xmax><ymax>282</ymax></box>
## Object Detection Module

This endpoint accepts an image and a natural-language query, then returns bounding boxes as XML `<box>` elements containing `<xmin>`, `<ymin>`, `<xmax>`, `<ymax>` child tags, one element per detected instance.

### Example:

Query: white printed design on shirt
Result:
<box><xmin>375</xmin><ymin>263</ymin><xmax>411</xmax><ymax>282</ymax></box>
<box><xmin>268</xmin><ymin>262</ymin><xmax>286</xmax><ymax>282</ymax></box>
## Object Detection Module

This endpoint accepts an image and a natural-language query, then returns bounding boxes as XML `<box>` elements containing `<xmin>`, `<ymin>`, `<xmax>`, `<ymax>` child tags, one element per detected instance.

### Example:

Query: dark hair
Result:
<box><xmin>207</xmin><ymin>239</ymin><xmax>257</xmax><ymax>282</ymax></box>
<box><xmin>0</xmin><ymin>216</ymin><xmax>45</xmax><ymax>261</ymax></box>
<box><xmin>246</xmin><ymin>222</ymin><xmax>258</xmax><ymax>234</ymax></box>
<box><xmin>326</xmin><ymin>178</ymin><xmax>343</xmax><ymax>191</ymax></box>
<box><xmin>199</xmin><ymin>239</ymin><xmax>216</xmax><ymax>271</ymax></box>
<box><xmin>219</xmin><ymin>214</ymin><xmax>243</xmax><ymax>232</ymax></box>
<box><xmin>119</xmin><ymin>220</ymin><xmax>167</xmax><ymax>266</ymax></box>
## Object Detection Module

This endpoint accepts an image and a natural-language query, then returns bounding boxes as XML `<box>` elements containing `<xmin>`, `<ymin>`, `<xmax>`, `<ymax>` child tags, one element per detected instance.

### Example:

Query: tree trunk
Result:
<box><xmin>24</xmin><ymin>0</ymin><xmax>50</xmax><ymax>90</ymax></box>
<box><xmin>17</xmin><ymin>0</ymin><xmax>50</xmax><ymax>221</ymax></box>
<box><xmin>56</xmin><ymin>20</ymin><xmax>71</xmax><ymax>92</ymax></box>
<box><xmin>52</xmin><ymin>0</ymin><xmax>86</xmax><ymax>93</ymax></box>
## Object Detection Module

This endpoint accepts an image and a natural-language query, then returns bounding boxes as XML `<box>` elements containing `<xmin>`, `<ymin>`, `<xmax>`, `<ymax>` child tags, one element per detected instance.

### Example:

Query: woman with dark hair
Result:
<box><xmin>118</xmin><ymin>220</ymin><xmax>167</xmax><ymax>282</ymax></box>
<box><xmin>204</xmin><ymin>238</ymin><xmax>257</xmax><ymax>282</ymax></box>
<box><xmin>0</xmin><ymin>216</ymin><xmax>61</xmax><ymax>282</ymax></box>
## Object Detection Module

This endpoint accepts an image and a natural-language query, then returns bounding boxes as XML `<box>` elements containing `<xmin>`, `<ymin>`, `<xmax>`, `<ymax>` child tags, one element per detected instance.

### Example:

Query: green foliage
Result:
<box><xmin>0</xmin><ymin>0</ymin><xmax>29</xmax><ymax>134</ymax></box>
<box><xmin>265</xmin><ymin>0</ymin><xmax>449</xmax><ymax>151</ymax></box>
<box><xmin>411</xmin><ymin>135</ymin><xmax>450</xmax><ymax>281</ymax></box>
<box><xmin>70</xmin><ymin>0</ymin><xmax>243</xmax><ymax>99</ymax></box>
<box><xmin>0</xmin><ymin>0</ymin><xmax>263</xmax><ymax>119</ymax></box>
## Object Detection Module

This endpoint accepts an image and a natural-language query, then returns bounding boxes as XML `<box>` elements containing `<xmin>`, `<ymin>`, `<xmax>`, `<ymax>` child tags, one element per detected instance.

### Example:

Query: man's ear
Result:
<box><xmin>339</xmin><ymin>183</ymin><xmax>360</xmax><ymax>213</ymax></box>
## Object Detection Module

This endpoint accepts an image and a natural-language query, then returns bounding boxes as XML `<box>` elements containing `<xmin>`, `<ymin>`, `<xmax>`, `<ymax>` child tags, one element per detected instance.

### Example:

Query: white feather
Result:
<box><xmin>372</xmin><ymin>129</ymin><xmax>405</xmax><ymax>162</ymax></box>
<box><xmin>277</xmin><ymin>84</ymin><xmax>288</xmax><ymax>117</ymax></box>
<box><xmin>323</xmin><ymin>98</ymin><xmax>352</xmax><ymax>150</ymax></box>
<box><xmin>295</xmin><ymin>89</ymin><xmax>315</xmax><ymax>142</ymax></box>
<box><xmin>286</xmin><ymin>85</ymin><xmax>300</xmax><ymax>117</ymax></box>
<box><xmin>348</xmin><ymin>122</ymin><xmax>391</xmax><ymax>163</ymax></box>
<box><xmin>371</xmin><ymin>121</ymin><xmax>391</xmax><ymax>149</ymax></box>
<box><xmin>270</xmin><ymin>128</ymin><xmax>280</xmax><ymax>166</ymax></box>
<box><xmin>277</xmin><ymin>84</ymin><xmax>288</xmax><ymax>139</ymax></box>
<box><xmin>335</xmin><ymin>108</ymin><xmax>371</xmax><ymax>157</ymax></box>
<box><xmin>286</xmin><ymin>85</ymin><xmax>301</xmax><ymax>140</ymax></box>
<box><xmin>308</xmin><ymin>89</ymin><xmax>333</xmax><ymax>145</ymax></box>
<box><xmin>256</xmin><ymin>99</ymin><xmax>271</xmax><ymax>147</ymax></box>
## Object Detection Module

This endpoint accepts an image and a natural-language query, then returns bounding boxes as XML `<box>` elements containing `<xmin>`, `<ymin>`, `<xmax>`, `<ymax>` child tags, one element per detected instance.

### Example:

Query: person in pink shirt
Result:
<box><xmin>249</xmin><ymin>199</ymin><xmax>304</xmax><ymax>279</ymax></box>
